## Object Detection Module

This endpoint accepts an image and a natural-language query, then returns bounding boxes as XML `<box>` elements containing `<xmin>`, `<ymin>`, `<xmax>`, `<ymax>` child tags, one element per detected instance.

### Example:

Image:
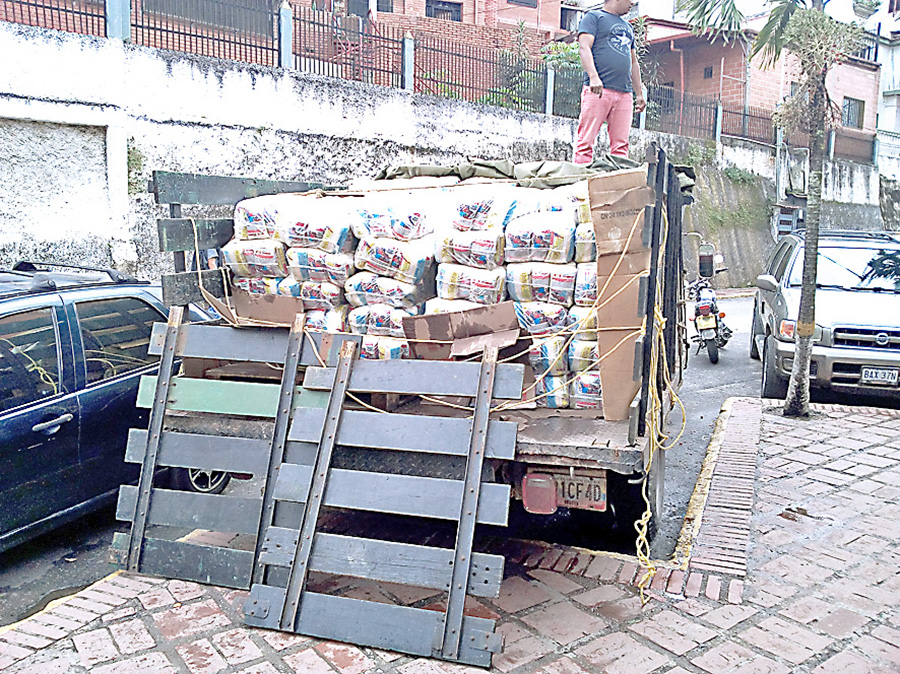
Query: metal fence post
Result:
<box><xmin>105</xmin><ymin>0</ymin><xmax>130</xmax><ymax>41</ymax></box>
<box><xmin>402</xmin><ymin>32</ymin><xmax>415</xmax><ymax>91</ymax></box>
<box><xmin>279</xmin><ymin>1</ymin><xmax>293</xmax><ymax>70</ymax></box>
<box><xmin>873</xmin><ymin>133</ymin><xmax>879</xmax><ymax>167</ymax></box>
<box><xmin>828</xmin><ymin>130</ymin><xmax>836</xmax><ymax>160</ymax></box>
<box><xmin>544</xmin><ymin>68</ymin><xmax>555</xmax><ymax>115</ymax></box>
<box><xmin>714</xmin><ymin>100</ymin><xmax>723</xmax><ymax>145</ymax></box>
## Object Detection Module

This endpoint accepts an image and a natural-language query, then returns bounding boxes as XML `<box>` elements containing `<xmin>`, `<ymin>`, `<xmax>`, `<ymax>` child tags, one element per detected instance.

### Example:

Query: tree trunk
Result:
<box><xmin>783</xmin><ymin>73</ymin><xmax>827</xmax><ymax>417</ymax></box>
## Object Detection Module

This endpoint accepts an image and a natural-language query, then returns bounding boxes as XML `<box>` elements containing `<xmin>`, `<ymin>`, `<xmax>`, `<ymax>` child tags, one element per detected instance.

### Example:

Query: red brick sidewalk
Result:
<box><xmin>1</xmin><ymin>397</ymin><xmax>899</xmax><ymax>673</ymax></box>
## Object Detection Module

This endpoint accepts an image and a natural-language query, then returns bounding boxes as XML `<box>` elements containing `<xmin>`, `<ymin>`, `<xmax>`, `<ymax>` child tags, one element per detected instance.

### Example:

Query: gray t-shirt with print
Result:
<box><xmin>578</xmin><ymin>9</ymin><xmax>635</xmax><ymax>92</ymax></box>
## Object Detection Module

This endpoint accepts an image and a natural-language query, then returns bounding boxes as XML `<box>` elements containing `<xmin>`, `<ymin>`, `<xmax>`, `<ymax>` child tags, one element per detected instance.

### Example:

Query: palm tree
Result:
<box><xmin>678</xmin><ymin>0</ymin><xmax>861</xmax><ymax>416</ymax></box>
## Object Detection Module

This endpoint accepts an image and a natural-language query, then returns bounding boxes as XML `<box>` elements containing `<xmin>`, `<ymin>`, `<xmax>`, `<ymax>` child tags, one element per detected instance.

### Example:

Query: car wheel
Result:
<box><xmin>169</xmin><ymin>468</ymin><xmax>231</xmax><ymax>494</ymax></box>
<box><xmin>761</xmin><ymin>334</ymin><xmax>788</xmax><ymax>399</ymax></box>
<box><xmin>705</xmin><ymin>338</ymin><xmax>719</xmax><ymax>363</ymax></box>
<box><xmin>749</xmin><ymin>300</ymin><xmax>762</xmax><ymax>360</ymax></box>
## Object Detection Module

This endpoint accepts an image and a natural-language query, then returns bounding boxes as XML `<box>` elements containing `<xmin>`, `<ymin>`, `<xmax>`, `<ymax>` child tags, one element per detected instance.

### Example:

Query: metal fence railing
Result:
<box><xmin>1</xmin><ymin>0</ymin><xmax>105</xmax><ymax>37</ymax></box>
<box><xmin>644</xmin><ymin>84</ymin><xmax>717</xmax><ymax>141</ymax></box>
<box><xmin>293</xmin><ymin>8</ymin><xmax>403</xmax><ymax>87</ymax></box>
<box><xmin>414</xmin><ymin>36</ymin><xmax>546</xmax><ymax>113</ymax></box>
<box><xmin>130</xmin><ymin>0</ymin><xmax>278</xmax><ymax>66</ymax></box>
<box><xmin>721</xmin><ymin>103</ymin><xmax>775</xmax><ymax>145</ymax></box>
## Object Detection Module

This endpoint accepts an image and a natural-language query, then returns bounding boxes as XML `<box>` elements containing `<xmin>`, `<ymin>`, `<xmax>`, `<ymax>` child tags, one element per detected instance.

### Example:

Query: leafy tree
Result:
<box><xmin>678</xmin><ymin>0</ymin><xmax>861</xmax><ymax>416</ymax></box>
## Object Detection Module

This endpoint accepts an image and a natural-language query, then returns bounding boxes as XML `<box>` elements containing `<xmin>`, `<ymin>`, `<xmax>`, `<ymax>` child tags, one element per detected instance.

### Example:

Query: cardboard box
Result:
<box><xmin>207</xmin><ymin>288</ymin><xmax>305</xmax><ymax>327</ymax></box>
<box><xmin>586</xmin><ymin>167</ymin><xmax>648</xmax><ymax>194</ymax></box>
<box><xmin>590</xmin><ymin>186</ymin><xmax>656</xmax><ymax>256</ymax></box>
<box><xmin>596</xmin><ymin>248</ymin><xmax>652</xmax><ymax>279</ymax></box>
<box><xmin>597</xmin><ymin>328</ymin><xmax>644</xmax><ymax>421</ymax></box>
<box><xmin>402</xmin><ymin>302</ymin><xmax>521</xmax><ymax>361</ymax></box>
<box><xmin>596</xmin><ymin>272</ymin><xmax>649</xmax><ymax>329</ymax></box>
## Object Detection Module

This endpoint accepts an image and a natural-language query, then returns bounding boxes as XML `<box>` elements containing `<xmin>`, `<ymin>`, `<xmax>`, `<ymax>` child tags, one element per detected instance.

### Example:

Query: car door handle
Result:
<box><xmin>32</xmin><ymin>413</ymin><xmax>74</xmax><ymax>433</ymax></box>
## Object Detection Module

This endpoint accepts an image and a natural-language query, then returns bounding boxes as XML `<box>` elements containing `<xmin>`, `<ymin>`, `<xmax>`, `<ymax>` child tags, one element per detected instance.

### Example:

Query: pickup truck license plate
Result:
<box><xmin>860</xmin><ymin>367</ymin><xmax>899</xmax><ymax>386</ymax></box>
<box><xmin>554</xmin><ymin>475</ymin><xmax>607</xmax><ymax>511</ymax></box>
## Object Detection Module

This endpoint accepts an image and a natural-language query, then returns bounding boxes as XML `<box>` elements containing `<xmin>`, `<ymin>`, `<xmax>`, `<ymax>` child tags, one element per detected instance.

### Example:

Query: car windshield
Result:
<box><xmin>787</xmin><ymin>246</ymin><xmax>900</xmax><ymax>290</ymax></box>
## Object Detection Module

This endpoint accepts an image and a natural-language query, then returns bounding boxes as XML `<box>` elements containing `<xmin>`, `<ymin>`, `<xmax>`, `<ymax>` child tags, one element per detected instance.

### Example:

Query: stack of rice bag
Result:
<box><xmin>343</xmin><ymin>191</ymin><xmax>437</xmax><ymax>359</ymax></box>
<box><xmin>227</xmin><ymin>193</ymin><xmax>355</xmax><ymax>332</ymax></box>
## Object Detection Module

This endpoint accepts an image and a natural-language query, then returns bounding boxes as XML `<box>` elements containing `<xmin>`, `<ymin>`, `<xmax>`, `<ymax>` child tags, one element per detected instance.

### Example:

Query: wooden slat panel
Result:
<box><xmin>151</xmin><ymin>170</ymin><xmax>322</xmax><ymax>205</ymax></box>
<box><xmin>117</xmin><ymin>486</ymin><xmax>262</xmax><ymax>534</ymax></box>
<box><xmin>245</xmin><ymin>585</ymin><xmax>498</xmax><ymax>667</ymax></box>
<box><xmin>125</xmin><ymin>429</ymin><xmax>270</xmax><ymax>473</ymax></box>
<box><xmin>148</xmin><ymin>322</ymin><xmax>360</xmax><ymax>367</ymax></box>
<box><xmin>272</xmin><ymin>463</ymin><xmax>510</xmax><ymax>526</ymax></box>
<box><xmin>303</xmin><ymin>360</ymin><xmax>525</xmax><ymax>399</ymax></box>
<box><xmin>115</xmin><ymin>534</ymin><xmax>254</xmax><ymax>589</ymax></box>
<box><xmin>260</xmin><ymin>529</ymin><xmax>503</xmax><ymax>597</ymax></box>
<box><xmin>162</xmin><ymin>270</ymin><xmax>226</xmax><ymax>306</ymax></box>
<box><xmin>136</xmin><ymin>376</ymin><xmax>328</xmax><ymax>416</ymax></box>
<box><xmin>289</xmin><ymin>408</ymin><xmax>516</xmax><ymax>460</ymax></box>
<box><xmin>158</xmin><ymin>218</ymin><xmax>234</xmax><ymax>252</ymax></box>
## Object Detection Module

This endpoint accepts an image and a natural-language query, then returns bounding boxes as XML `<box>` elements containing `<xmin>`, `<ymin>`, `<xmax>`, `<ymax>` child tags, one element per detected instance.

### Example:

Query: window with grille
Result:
<box><xmin>842</xmin><ymin>97</ymin><xmax>865</xmax><ymax>129</ymax></box>
<box><xmin>426</xmin><ymin>0</ymin><xmax>462</xmax><ymax>21</ymax></box>
<box><xmin>509</xmin><ymin>0</ymin><xmax>538</xmax><ymax>7</ymax></box>
<box><xmin>703</xmin><ymin>66</ymin><xmax>713</xmax><ymax>79</ymax></box>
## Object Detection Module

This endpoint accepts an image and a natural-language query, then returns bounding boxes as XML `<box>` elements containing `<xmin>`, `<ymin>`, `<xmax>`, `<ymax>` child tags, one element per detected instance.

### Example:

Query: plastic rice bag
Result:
<box><xmin>232</xmin><ymin>277</ymin><xmax>269</xmax><ymax>294</ymax></box>
<box><xmin>569</xmin><ymin>371</ymin><xmax>602</xmax><ymax>409</ymax></box>
<box><xmin>529</xmin><ymin>336</ymin><xmax>569</xmax><ymax>378</ymax></box>
<box><xmin>349</xmin><ymin>192</ymin><xmax>432</xmax><ymax>241</ymax></box>
<box><xmin>574</xmin><ymin>263</ymin><xmax>598</xmax><ymax>307</ymax></box>
<box><xmin>574</xmin><ymin>222</ymin><xmax>597</xmax><ymax>263</ymax></box>
<box><xmin>355</xmin><ymin>236</ymin><xmax>434</xmax><ymax>285</ymax></box>
<box><xmin>344</xmin><ymin>272</ymin><xmax>431</xmax><ymax>310</ymax></box>
<box><xmin>568</xmin><ymin>340</ymin><xmax>599</xmax><ymax>373</ymax></box>
<box><xmin>300</xmin><ymin>281</ymin><xmax>343</xmax><ymax>311</ymax></box>
<box><xmin>449</xmin><ymin>185</ymin><xmax>497</xmax><ymax>232</ymax></box>
<box><xmin>221</xmin><ymin>239</ymin><xmax>288</xmax><ymax>278</ymax></box>
<box><xmin>305</xmin><ymin>305</ymin><xmax>349</xmax><ymax>333</ymax></box>
<box><xmin>361</xmin><ymin>335</ymin><xmax>410</xmax><ymax>360</ymax></box>
<box><xmin>256</xmin><ymin>194</ymin><xmax>354</xmax><ymax>253</ymax></box>
<box><xmin>233</xmin><ymin>195</ymin><xmax>281</xmax><ymax>240</ymax></box>
<box><xmin>506</xmin><ymin>263</ymin><xmax>576</xmax><ymax>306</ymax></box>
<box><xmin>568</xmin><ymin>306</ymin><xmax>598</xmax><ymax>341</ymax></box>
<box><xmin>436</xmin><ymin>230</ymin><xmax>505</xmax><ymax>269</ymax></box>
<box><xmin>348</xmin><ymin>306</ymin><xmax>370</xmax><ymax>334</ymax></box>
<box><xmin>286</xmin><ymin>248</ymin><xmax>355</xmax><ymax>285</ymax></box>
<box><xmin>513</xmin><ymin>302</ymin><xmax>568</xmax><ymax>336</ymax></box>
<box><xmin>423</xmin><ymin>298</ymin><xmax>484</xmax><ymax>315</ymax></box>
<box><xmin>274</xmin><ymin>277</ymin><xmax>301</xmax><ymax>297</ymax></box>
<box><xmin>367</xmin><ymin>304</ymin><xmax>412</xmax><ymax>337</ymax></box>
<box><xmin>535</xmin><ymin>375</ymin><xmax>569</xmax><ymax>409</ymax></box>
<box><xmin>504</xmin><ymin>211</ymin><xmax>575</xmax><ymax>264</ymax></box>
<box><xmin>435</xmin><ymin>264</ymin><xmax>506</xmax><ymax>305</ymax></box>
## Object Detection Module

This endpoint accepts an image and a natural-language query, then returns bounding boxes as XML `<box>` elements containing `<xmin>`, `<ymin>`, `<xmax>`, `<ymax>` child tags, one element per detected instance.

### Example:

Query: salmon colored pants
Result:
<box><xmin>573</xmin><ymin>86</ymin><xmax>634</xmax><ymax>164</ymax></box>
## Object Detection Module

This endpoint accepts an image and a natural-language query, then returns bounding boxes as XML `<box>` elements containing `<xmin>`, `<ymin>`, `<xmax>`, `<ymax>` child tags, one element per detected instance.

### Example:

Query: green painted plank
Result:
<box><xmin>137</xmin><ymin>375</ymin><xmax>329</xmax><ymax>416</ymax></box>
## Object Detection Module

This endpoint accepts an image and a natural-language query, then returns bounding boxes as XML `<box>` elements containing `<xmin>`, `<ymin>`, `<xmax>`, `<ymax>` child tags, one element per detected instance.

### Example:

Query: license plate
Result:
<box><xmin>554</xmin><ymin>474</ymin><xmax>607</xmax><ymax>511</ymax></box>
<box><xmin>860</xmin><ymin>366</ymin><xmax>899</xmax><ymax>386</ymax></box>
<box><xmin>695</xmin><ymin>316</ymin><xmax>717</xmax><ymax>330</ymax></box>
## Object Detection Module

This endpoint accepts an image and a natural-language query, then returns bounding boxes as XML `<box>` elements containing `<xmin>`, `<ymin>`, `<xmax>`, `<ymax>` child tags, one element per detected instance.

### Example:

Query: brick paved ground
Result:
<box><xmin>1</xmin><ymin>397</ymin><xmax>899</xmax><ymax>673</ymax></box>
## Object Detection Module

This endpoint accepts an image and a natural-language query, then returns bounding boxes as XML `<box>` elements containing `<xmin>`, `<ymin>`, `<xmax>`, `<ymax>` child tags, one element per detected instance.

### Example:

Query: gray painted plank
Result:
<box><xmin>259</xmin><ymin>528</ymin><xmax>503</xmax><ymax>597</ymax></box>
<box><xmin>148</xmin><ymin>322</ymin><xmax>359</xmax><ymax>366</ymax></box>
<box><xmin>161</xmin><ymin>270</ymin><xmax>227</xmax><ymax>306</ymax></box>
<box><xmin>117</xmin><ymin>486</ymin><xmax>262</xmax><ymax>535</ymax></box>
<box><xmin>126</xmin><ymin>429</ymin><xmax>269</xmax><ymax>474</ymax></box>
<box><xmin>244</xmin><ymin>585</ymin><xmax>498</xmax><ymax>667</ymax></box>
<box><xmin>157</xmin><ymin>218</ymin><xmax>234</xmax><ymax>252</ymax></box>
<box><xmin>288</xmin><ymin>409</ymin><xmax>517</xmax><ymax>460</ymax></box>
<box><xmin>118</xmin><ymin>535</ymin><xmax>254</xmax><ymax>589</ymax></box>
<box><xmin>302</xmin><ymin>360</ymin><xmax>525</xmax><ymax>399</ymax></box>
<box><xmin>272</xmin><ymin>463</ymin><xmax>510</xmax><ymax>526</ymax></box>
<box><xmin>151</xmin><ymin>170</ymin><xmax>322</xmax><ymax>206</ymax></box>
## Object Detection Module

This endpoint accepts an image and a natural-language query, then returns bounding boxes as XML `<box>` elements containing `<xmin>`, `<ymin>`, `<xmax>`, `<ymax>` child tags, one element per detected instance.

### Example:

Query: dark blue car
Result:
<box><xmin>0</xmin><ymin>263</ymin><xmax>215</xmax><ymax>553</ymax></box>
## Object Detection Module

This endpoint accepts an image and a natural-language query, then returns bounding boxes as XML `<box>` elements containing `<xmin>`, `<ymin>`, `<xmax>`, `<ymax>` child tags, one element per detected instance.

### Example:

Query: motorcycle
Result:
<box><xmin>688</xmin><ymin>277</ymin><xmax>732</xmax><ymax>363</ymax></box>
<box><xmin>687</xmin><ymin>243</ymin><xmax>732</xmax><ymax>364</ymax></box>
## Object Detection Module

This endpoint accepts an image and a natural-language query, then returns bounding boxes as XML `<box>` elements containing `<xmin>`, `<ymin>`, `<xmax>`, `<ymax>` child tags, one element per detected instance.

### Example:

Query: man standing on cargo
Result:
<box><xmin>573</xmin><ymin>0</ymin><xmax>645</xmax><ymax>164</ymax></box>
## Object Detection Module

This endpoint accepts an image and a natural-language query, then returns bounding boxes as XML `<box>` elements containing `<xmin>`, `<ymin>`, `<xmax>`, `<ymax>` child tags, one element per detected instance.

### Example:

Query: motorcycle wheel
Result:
<box><xmin>705</xmin><ymin>338</ymin><xmax>719</xmax><ymax>363</ymax></box>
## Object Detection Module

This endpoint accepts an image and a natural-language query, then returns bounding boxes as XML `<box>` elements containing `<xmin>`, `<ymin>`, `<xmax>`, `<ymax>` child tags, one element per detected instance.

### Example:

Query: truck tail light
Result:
<box><xmin>522</xmin><ymin>473</ymin><xmax>557</xmax><ymax>515</ymax></box>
